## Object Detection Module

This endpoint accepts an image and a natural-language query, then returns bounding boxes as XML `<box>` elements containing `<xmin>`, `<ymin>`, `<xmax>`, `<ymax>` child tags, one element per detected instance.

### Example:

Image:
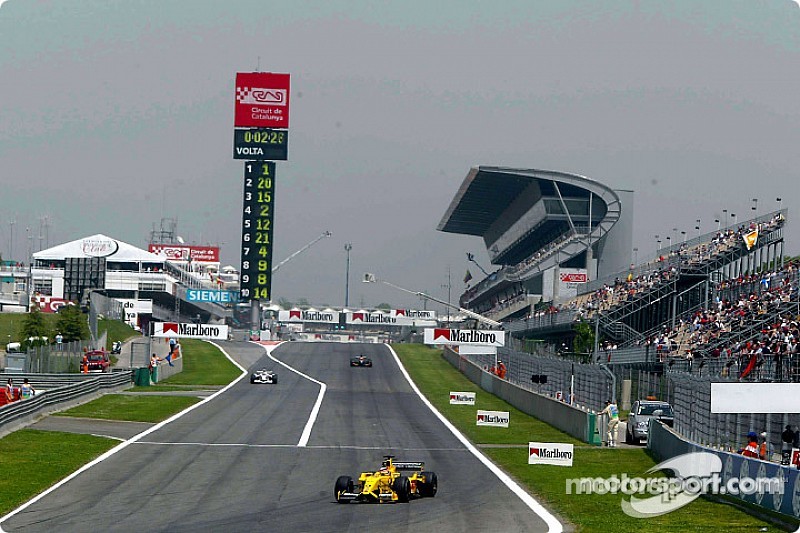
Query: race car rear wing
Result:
<box><xmin>393</xmin><ymin>461</ymin><xmax>424</xmax><ymax>471</ymax></box>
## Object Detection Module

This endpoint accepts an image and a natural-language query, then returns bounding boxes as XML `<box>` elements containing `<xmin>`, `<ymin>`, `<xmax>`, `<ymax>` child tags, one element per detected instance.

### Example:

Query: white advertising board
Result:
<box><xmin>458</xmin><ymin>345</ymin><xmax>497</xmax><ymax>355</ymax></box>
<box><xmin>278</xmin><ymin>310</ymin><xmax>339</xmax><ymax>323</ymax></box>
<box><xmin>449</xmin><ymin>392</ymin><xmax>476</xmax><ymax>405</ymax></box>
<box><xmin>477</xmin><ymin>410</ymin><xmax>509</xmax><ymax>427</ymax></box>
<box><xmin>152</xmin><ymin>322</ymin><xmax>228</xmax><ymax>340</ymax></box>
<box><xmin>424</xmin><ymin>329</ymin><xmax>505</xmax><ymax>347</ymax></box>
<box><xmin>528</xmin><ymin>442</ymin><xmax>574</xmax><ymax>466</ymax></box>
<box><xmin>711</xmin><ymin>383</ymin><xmax>800</xmax><ymax>413</ymax></box>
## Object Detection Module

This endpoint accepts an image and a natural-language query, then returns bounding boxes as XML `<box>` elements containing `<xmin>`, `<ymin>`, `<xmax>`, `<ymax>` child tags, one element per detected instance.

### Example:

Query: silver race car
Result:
<box><xmin>250</xmin><ymin>369</ymin><xmax>278</xmax><ymax>384</ymax></box>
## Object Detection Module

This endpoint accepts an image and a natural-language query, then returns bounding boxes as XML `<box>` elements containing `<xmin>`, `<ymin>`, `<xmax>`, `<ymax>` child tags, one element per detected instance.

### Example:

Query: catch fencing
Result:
<box><xmin>618</xmin><ymin>367</ymin><xmax>800</xmax><ymax>457</ymax></box>
<box><xmin>455</xmin><ymin>344</ymin><xmax>614</xmax><ymax>413</ymax></box>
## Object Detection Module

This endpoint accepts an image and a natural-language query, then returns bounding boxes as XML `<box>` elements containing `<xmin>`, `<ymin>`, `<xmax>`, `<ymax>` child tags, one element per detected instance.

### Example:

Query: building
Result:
<box><xmin>437</xmin><ymin>166</ymin><xmax>632</xmax><ymax>322</ymax></box>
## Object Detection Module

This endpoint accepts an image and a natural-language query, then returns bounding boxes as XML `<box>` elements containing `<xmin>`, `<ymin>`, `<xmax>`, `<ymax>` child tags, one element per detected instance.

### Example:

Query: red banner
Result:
<box><xmin>33</xmin><ymin>296</ymin><xmax>70</xmax><ymax>313</ymax></box>
<box><xmin>234</xmin><ymin>72</ymin><xmax>290</xmax><ymax>128</ymax></box>
<box><xmin>148</xmin><ymin>245</ymin><xmax>219</xmax><ymax>263</ymax></box>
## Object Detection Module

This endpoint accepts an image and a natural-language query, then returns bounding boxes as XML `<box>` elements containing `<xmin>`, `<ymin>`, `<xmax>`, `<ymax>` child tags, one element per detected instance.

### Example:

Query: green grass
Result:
<box><xmin>0</xmin><ymin>429</ymin><xmax>117</xmax><ymax>516</ymax></box>
<box><xmin>131</xmin><ymin>384</ymin><xmax>220</xmax><ymax>392</ymax></box>
<box><xmin>97</xmin><ymin>318</ymin><xmax>138</xmax><ymax>350</ymax></box>
<box><xmin>396</xmin><ymin>343</ymin><xmax>581</xmax><ymax>446</ymax></box>
<box><xmin>394</xmin><ymin>344</ymin><xmax>776</xmax><ymax>532</ymax></box>
<box><xmin>0</xmin><ymin>312</ymin><xmax>59</xmax><ymax>345</ymax></box>
<box><xmin>159</xmin><ymin>339</ymin><xmax>240</xmax><ymax>386</ymax></box>
<box><xmin>55</xmin><ymin>394</ymin><xmax>199</xmax><ymax>423</ymax></box>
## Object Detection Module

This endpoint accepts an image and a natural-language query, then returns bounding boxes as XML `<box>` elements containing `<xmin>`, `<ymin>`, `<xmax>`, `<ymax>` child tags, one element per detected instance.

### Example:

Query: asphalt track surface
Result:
<box><xmin>2</xmin><ymin>342</ymin><xmax>554</xmax><ymax>532</ymax></box>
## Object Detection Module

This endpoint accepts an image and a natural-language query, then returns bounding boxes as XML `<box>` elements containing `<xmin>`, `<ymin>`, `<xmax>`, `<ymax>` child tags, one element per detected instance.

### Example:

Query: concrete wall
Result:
<box><xmin>442</xmin><ymin>347</ymin><xmax>600</xmax><ymax>444</ymax></box>
<box><xmin>649</xmin><ymin>420</ymin><xmax>800</xmax><ymax>522</ymax></box>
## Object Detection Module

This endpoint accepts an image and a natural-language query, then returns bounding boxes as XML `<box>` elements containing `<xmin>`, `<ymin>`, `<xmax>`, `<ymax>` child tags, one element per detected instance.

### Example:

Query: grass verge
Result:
<box><xmin>159</xmin><ymin>339</ymin><xmax>241</xmax><ymax>386</ymax></box>
<box><xmin>0</xmin><ymin>430</ymin><xmax>117</xmax><ymax>516</ymax></box>
<box><xmin>394</xmin><ymin>344</ymin><xmax>776</xmax><ymax>532</ymax></box>
<box><xmin>97</xmin><ymin>318</ymin><xmax>138</xmax><ymax>350</ymax></box>
<box><xmin>55</xmin><ymin>394</ymin><xmax>199</xmax><ymax>423</ymax></box>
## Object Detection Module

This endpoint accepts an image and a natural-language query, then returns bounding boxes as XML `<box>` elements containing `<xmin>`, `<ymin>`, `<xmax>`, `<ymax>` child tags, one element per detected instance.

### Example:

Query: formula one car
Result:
<box><xmin>350</xmin><ymin>355</ymin><xmax>372</xmax><ymax>367</ymax></box>
<box><xmin>250</xmin><ymin>369</ymin><xmax>278</xmax><ymax>384</ymax></box>
<box><xmin>334</xmin><ymin>455</ymin><xmax>437</xmax><ymax>504</ymax></box>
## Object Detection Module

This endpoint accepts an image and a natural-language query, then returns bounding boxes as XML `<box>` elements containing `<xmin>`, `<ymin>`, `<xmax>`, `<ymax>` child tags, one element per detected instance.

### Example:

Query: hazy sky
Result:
<box><xmin>1</xmin><ymin>1</ymin><xmax>799</xmax><ymax>309</ymax></box>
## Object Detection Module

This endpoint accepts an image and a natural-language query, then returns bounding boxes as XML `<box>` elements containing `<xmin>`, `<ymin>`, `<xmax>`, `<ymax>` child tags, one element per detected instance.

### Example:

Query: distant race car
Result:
<box><xmin>350</xmin><ymin>355</ymin><xmax>372</xmax><ymax>367</ymax></box>
<box><xmin>250</xmin><ymin>369</ymin><xmax>278</xmax><ymax>384</ymax></box>
<box><xmin>334</xmin><ymin>455</ymin><xmax>437</xmax><ymax>504</ymax></box>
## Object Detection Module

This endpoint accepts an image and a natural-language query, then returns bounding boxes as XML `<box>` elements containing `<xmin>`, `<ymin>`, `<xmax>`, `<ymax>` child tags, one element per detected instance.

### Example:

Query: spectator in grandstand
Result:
<box><xmin>739</xmin><ymin>431</ymin><xmax>760</xmax><ymax>458</ymax></box>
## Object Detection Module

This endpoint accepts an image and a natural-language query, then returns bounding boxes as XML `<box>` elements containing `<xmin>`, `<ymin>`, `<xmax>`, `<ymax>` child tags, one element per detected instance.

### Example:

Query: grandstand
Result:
<box><xmin>439</xmin><ymin>166</ymin><xmax>797</xmax><ymax>453</ymax></box>
<box><xmin>438</xmin><ymin>166</ymin><xmax>633</xmax><ymax>323</ymax></box>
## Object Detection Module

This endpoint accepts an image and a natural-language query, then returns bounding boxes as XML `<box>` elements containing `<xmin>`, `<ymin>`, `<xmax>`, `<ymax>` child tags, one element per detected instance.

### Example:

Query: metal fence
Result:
<box><xmin>456</xmin><ymin>345</ymin><xmax>614</xmax><ymax>412</ymax></box>
<box><xmin>614</xmin><ymin>367</ymin><xmax>800</xmax><ymax>458</ymax></box>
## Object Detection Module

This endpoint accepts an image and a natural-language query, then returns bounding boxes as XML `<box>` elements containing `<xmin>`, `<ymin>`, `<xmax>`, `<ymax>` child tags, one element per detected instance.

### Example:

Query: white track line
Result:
<box><xmin>132</xmin><ymin>441</ymin><xmax>470</xmax><ymax>452</ymax></box>
<box><xmin>253</xmin><ymin>342</ymin><xmax>326</xmax><ymax>447</ymax></box>
<box><xmin>0</xmin><ymin>341</ymin><xmax>249</xmax><ymax>531</ymax></box>
<box><xmin>387</xmin><ymin>345</ymin><xmax>563</xmax><ymax>533</ymax></box>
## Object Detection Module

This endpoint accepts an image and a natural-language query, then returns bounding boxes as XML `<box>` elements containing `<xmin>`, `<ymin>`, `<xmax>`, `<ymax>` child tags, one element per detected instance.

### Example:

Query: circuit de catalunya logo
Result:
<box><xmin>565</xmin><ymin>452</ymin><xmax>783</xmax><ymax>518</ymax></box>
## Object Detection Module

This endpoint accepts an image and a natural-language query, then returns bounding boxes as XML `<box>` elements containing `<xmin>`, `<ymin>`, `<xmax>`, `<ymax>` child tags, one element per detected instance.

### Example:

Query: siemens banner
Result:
<box><xmin>186</xmin><ymin>289</ymin><xmax>237</xmax><ymax>304</ymax></box>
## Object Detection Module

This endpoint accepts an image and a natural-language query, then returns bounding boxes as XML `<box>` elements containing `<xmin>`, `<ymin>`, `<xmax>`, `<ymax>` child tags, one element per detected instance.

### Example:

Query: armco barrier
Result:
<box><xmin>0</xmin><ymin>371</ymin><xmax>133</xmax><ymax>437</ymax></box>
<box><xmin>442</xmin><ymin>347</ymin><xmax>601</xmax><ymax>444</ymax></box>
<box><xmin>649</xmin><ymin>419</ymin><xmax>800</xmax><ymax>521</ymax></box>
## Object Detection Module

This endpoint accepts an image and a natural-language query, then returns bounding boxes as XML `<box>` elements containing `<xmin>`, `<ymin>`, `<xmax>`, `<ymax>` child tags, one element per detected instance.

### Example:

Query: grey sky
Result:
<box><xmin>1</xmin><ymin>1</ymin><xmax>798</xmax><ymax>309</ymax></box>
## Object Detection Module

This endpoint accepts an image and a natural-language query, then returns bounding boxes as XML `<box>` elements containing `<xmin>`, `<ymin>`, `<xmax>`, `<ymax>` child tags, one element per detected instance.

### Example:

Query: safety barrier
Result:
<box><xmin>442</xmin><ymin>347</ymin><xmax>601</xmax><ymax>444</ymax></box>
<box><xmin>649</xmin><ymin>420</ymin><xmax>800</xmax><ymax>522</ymax></box>
<box><xmin>0</xmin><ymin>371</ymin><xmax>133</xmax><ymax>437</ymax></box>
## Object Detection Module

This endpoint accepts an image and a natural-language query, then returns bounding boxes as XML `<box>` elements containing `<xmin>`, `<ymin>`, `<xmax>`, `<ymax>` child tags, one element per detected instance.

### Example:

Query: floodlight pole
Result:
<box><xmin>363</xmin><ymin>273</ymin><xmax>502</xmax><ymax>328</ymax></box>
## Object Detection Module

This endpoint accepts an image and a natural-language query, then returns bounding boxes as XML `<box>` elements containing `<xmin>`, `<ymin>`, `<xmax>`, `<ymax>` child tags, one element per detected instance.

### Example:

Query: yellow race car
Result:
<box><xmin>334</xmin><ymin>455</ymin><xmax>438</xmax><ymax>503</ymax></box>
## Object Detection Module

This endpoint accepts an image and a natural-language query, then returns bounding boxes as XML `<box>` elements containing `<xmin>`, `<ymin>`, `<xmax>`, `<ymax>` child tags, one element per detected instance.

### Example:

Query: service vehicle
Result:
<box><xmin>250</xmin><ymin>369</ymin><xmax>278</xmax><ymax>384</ymax></box>
<box><xmin>626</xmin><ymin>399</ymin><xmax>674</xmax><ymax>444</ymax></box>
<box><xmin>334</xmin><ymin>455</ymin><xmax>437</xmax><ymax>503</ymax></box>
<box><xmin>83</xmin><ymin>350</ymin><xmax>111</xmax><ymax>373</ymax></box>
<box><xmin>350</xmin><ymin>355</ymin><xmax>372</xmax><ymax>367</ymax></box>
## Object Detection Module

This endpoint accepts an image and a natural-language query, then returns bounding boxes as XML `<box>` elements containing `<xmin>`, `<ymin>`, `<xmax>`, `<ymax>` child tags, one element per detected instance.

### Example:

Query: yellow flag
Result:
<box><xmin>743</xmin><ymin>228</ymin><xmax>759</xmax><ymax>250</ymax></box>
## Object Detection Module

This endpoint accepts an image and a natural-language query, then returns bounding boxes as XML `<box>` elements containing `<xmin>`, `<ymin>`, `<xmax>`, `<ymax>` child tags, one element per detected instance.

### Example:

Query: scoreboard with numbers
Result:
<box><xmin>239</xmin><ymin>161</ymin><xmax>276</xmax><ymax>301</ymax></box>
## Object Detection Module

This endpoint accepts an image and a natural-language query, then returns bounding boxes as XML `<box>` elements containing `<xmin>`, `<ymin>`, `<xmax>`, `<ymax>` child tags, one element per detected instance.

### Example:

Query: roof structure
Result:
<box><xmin>33</xmin><ymin>234</ymin><xmax>163</xmax><ymax>262</ymax></box>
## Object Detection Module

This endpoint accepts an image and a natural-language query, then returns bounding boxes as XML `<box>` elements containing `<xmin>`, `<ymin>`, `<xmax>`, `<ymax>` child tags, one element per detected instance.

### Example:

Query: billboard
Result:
<box><xmin>528</xmin><ymin>442</ymin><xmax>574</xmax><ymax>466</ymax></box>
<box><xmin>234</xmin><ymin>72</ymin><xmax>290</xmax><ymax>128</ymax></box>
<box><xmin>424</xmin><ymin>328</ymin><xmax>505</xmax><ymax>347</ymax></box>
<box><xmin>32</xmin><ymin>296</ymin><xmax>70</xmax><ymax>313</ymax></box>
<box><xmin>390</xmin><ymin>309</ymin><xmax>437</xmax><ymax>319</ymax></box>
<box><xmin>449</xmin><ymin>392</ymin><xmax>476</xmax><ymax>405</ymax></box>
<box><xmin>476</xmin><ymin>410</ymin><xmax>509</xmax><ymax>427</ymax></box>
<box><xmin>148</xmin><ymin>245</ymin><xmax>219</xmax><ymax>263</ymax></box>
<box><xmin>347</xmin><ymin>311</ymin><xmax>436</xmax><ymax>327</ymax></box>
<box><xmin>152</xmin><ymin>322</ymin><xmax>229</xmax><ymax>340</ymax></box>
<box><xmin>186</xmin><ymin>289</ymin><xmax>236</xmax><ymax>304</ymax></box>
<box><xmin>278</xmin><ymin>310</ymin><xmax>339</xmax><ymax>324</ymax></box>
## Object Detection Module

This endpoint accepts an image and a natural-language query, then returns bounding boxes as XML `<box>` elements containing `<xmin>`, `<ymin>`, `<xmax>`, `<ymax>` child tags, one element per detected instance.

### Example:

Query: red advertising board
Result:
<box><xmin>148</xmin><ymin>245</ymin><xmax>219</xmax><ymax>263</ymax></box>
<box><xmin>33</xmin><ymin>296</ymin><xmax>70</xmax><ymax>313</ymax></box>
<box><xmin>560</xmin><ymin>272</ymin><xmax>588</xmax><ymax>283</ymax></box>
<box><xmin>234</xmin><ymin>72</ymin><xmax>290</xmax><ymax>128</ymax></box>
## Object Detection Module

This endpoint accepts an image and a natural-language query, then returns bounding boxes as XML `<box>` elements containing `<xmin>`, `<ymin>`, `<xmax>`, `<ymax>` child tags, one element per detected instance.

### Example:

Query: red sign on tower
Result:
<box><xmin>234</xmin><ymin>72</ymin><xmax>291</xmax><ymax>128</ymax></box>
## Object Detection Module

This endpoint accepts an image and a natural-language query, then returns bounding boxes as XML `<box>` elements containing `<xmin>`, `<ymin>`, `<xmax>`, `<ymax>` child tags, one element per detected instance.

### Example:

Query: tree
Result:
<box><xmin>295</xmin><ymin>298</ymin><xmax>310</xmax><ymax>309</ymax></box>
<box><xmin>19</xmin><ymin>305</ymin><xmax>51</xmax><ymax>348</ymax></box>
<box><xmin>55</xmin><ymin>304</ymin><xmax>89</xmax><ymax>342</ymax></box>
<box><xmin>573</xmin><ymin>320</ymin><xmax>596</xmax><ymax>355</ymax></box>
<box><xmin>376</xmin><ymin>302</ymin><xmax>392</xmax><ymax>311</ymax></box>
<box><xmin>276</xmin><ymin>297</ymin><xmax>293</xmax><ymax>309</ymax></box>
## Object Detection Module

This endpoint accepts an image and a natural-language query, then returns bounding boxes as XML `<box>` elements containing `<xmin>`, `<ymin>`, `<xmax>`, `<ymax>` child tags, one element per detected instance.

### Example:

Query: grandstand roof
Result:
<box><xmin>437</xmin><ymin>166</ymin><xmax>617</xmax><ymax>236</ymax></box>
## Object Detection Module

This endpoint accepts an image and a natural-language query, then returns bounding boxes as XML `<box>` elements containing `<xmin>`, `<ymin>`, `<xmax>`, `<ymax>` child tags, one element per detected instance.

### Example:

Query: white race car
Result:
<box><xmin>250</xmin><ymin>369</ymin><xmax>278</xmax><ymax>384</ymax></box>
